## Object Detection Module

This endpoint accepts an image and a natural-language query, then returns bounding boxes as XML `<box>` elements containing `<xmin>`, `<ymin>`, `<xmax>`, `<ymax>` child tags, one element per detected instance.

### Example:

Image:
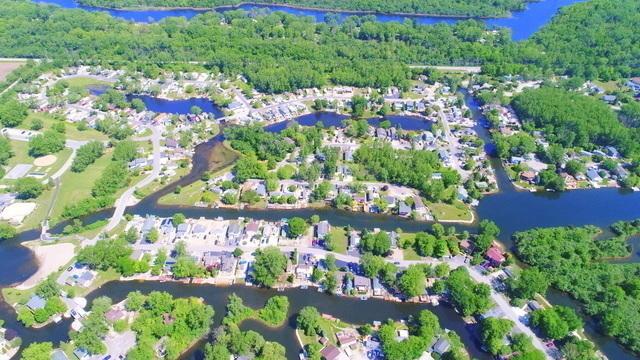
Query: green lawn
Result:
<box><xmin>49</xmin><ymin>151</ymin><xmax>113</xmax><ymax>221</ymax></box>
<box><xmin>62</xmin><ymin>76</ymin><xmax>111</xmax><ymax>89</ymax></box>
<box><xmin>403</xmin><ymin>248</ymin><xmax>422</xmax><ymax>261</ymax></box>
<box><xmin>427</xmin><ymin>201</ymin><xmax>473</xmax><ymax>222</ymax></box>
<box><xmin>328</xmin><ymin>227</ymin><xmax>348</xmax><ymax>254</ymax></box>
<box><xmin>21</xmin><ymin>112</ymin><xmax>108</xmax><ymax>142</ymax></box>
<box><xmin>158</xmin><ymin>179</ymin><xmax>206</xmax><ymax>206</ymax></box>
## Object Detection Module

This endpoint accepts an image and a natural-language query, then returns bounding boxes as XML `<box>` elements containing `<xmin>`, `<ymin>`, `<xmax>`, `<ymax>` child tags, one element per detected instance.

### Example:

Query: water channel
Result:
<box><xmin>1</xmin><ymin>89</ymin><xmax>638</xmax><ymax>358</ymax></box>
<box><xmin>5</xmin><ymin>0</ymin><xmax>640</xmax><ymax>354</ymax></box>
<box><xmin>33</xmin><ymin>0</ymin><xmax>585</xmax><ymax>40</ymax></box>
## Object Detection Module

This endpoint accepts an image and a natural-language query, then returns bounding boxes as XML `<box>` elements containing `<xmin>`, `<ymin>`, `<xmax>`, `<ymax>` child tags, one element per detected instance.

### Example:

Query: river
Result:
<box><xmin>32</xmin><ymin>0</ymin><xmax>584</xmax><ymax>40</ymax></box>
<box><xmin>2</xmin><ymin>92</ymin><xmax>640</xmax><ymax>358</ymax></box>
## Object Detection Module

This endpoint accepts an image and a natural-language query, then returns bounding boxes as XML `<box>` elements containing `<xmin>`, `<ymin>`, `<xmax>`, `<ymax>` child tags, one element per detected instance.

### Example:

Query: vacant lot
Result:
<box><xmin>0</xmin><ymin>61</ymin><xmax>25</xmax><ymax>82</ymax></box>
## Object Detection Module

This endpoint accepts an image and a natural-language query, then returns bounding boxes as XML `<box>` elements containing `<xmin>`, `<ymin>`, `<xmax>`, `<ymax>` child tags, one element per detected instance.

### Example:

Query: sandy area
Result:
<box><xmin>33</xmin><ymin>154</ymin><xmax>57</xmax><ymax>167</ymax></box>
<box><xmin>16</xmin><ymin>242</ymin><xmax>76</xmax><ymax>290</ymax></box>
<box><xmin>0</xmin><ymin>61</ymin><xmax>24</xmax><ymax>82</ymax></box>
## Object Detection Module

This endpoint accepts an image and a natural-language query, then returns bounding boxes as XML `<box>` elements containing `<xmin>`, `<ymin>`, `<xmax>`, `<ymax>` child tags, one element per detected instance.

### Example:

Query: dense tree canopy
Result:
<box><xmin>252</xmin><ymin>246</ymin><xmax>287</xmax><ymax>287</ymax></box>
<box><xmin>514</xmin><ymin>224</ymin><xmax>640</xmax><ymax>352</ymax></box>
<box><xmin>78</xmin><ymin>0</ymin><xmax>530</xmax><ymax>17</ymax></box>
<box><xmin>511</xmin><ymin>87</ymin><xmax>639</xmax><ymax>157</ymax></box>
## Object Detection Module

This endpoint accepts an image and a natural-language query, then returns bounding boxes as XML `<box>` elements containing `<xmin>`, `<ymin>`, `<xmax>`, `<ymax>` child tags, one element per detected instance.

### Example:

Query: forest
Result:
<box><xmin>0</xmin><ymin>0</ymin><xmax>637</xmax><ymax>92</ymax></box>
<box><xmin>513</xmin><ymin>223</ymin><xmax>640</xmax><ymax>353</ymax></box>
<box><xmin>511</xmin><ymin>87</ymin><xmax>640</xmax><ymax>157</ymax></box>
<box><xmin>77</xmin><ymin>0</ymin><xmax>530</xmax><ymax>17</ymax></box>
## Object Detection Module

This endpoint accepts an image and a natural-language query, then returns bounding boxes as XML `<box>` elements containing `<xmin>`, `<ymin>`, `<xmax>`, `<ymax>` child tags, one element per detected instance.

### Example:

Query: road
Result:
<box><xmin>436</xmin><ymin>107</ymin><xmax>470</xmax><ymax>178</ymax></box>
<box><xmin>408</xmin><ymin>65</ymin><xmax>482</xmax><ymax>73</ymax></box>
<box><xmin>101</xmin><ymin>125</ymin><xmax>162</xmax><ymax>235</ymax></box>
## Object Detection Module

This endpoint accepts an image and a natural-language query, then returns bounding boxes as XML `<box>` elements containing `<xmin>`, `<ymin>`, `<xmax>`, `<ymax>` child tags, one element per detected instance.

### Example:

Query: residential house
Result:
<box><xmin>520</xmin><ymin>171</ymin><xmax>537</xmax><ymax>184</ymax></box>
<box><xmin>51</xmin><ymin>349</ymin><xmax>70</xmax><ymax>360</ymax></box>
<box><xmin>348</xmin><ymin>231</ymin><xmax>361</xmax><ymax>250</ymax></box>
<box><xmin>398</xmin><ymin>202</ymin><xmax>411</xmax><ymax>217</ymax></box>
<box><xmin>316</xmin><ymin>221</ymin><xmax>330</xmax><ymax>240</ymax></box>
<box><xmin>25</xmin><ymin>295</ymin><xmax>46</xmax><ymax>311</ymax></box>
<box><xmin>320</xmin><ymin>345</ymin><xmax>348</xmax><ymax>360</ymax></box>
<box><xmin>227</xmin><ymin>222</ymin><xmax>243</xmax><ymax>244</ymax></box>
<box><xmin>296</xmin><ymin>264</ymin><xmax>313</xmax><ymax>280</ymax></box>
<box><xmin>336</xmin><ymin>330</ymin><xmax>358</xmax><ymax>348</ymax></box>
<box><xmin>372</xmin><ymin>278</ymin><xmax>383</xmax><ymax>296</ymax></box>
<box><xmin>353</xmin><ymin>276</ymin><xmax>371</xmax><ymax>293</ymax></box>
<box><xmin>432</xmin><ymin>337</ymin><xmax>451</xmax><ymax>356</ymax></box>
<box><xmin>459</xmin><ymin>240</ymin><xmax>474</xmax><ymax>254</ymax></box>
<box><xmin>485</xmin><ymin>246</ymin><xmax>505</xmax><ymax>267</ymax></box>
<box><xmin>586</xmin><ymin>169</ymin><xmax>602</xmax><ymax>182</ymax></box>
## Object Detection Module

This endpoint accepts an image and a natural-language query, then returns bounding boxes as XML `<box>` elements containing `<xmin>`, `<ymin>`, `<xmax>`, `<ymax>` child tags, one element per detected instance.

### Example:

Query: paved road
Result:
<box><xmin>101</xmin><ymin>126</ymin><xmax>162</xmax><ymax>235</ymax></box>
<box><xmin>408</xmin><ymin>65</ymin><xmax>482</xmax><ymax>73</ymax></box>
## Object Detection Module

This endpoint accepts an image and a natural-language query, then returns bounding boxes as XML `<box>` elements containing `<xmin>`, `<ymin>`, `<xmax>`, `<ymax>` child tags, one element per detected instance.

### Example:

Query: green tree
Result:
<box><xmin>21</xmin><ymin>342</ymin><xmax>53</xmax><ymax>360</ymax></box>
<box><xmin>252</xmin><ymin>247</ymin><xmax>287</xmax><ymax>287</ymax></box>
<box><xmin>480</xmin><ymin>317</ymin><xmax>514</xmax><ymax>355</ymax></box>
<box><xmin>28</xmin><ymin>130</ymin><xmax>65</xmax><ymax>157</ymax></box>
<box><xmin>508</xmin><ymin>267</ymin><xmax>549</xmax><ymax>300</ymax></box>
<box><xmin>398</xmin><ymin>265</ymin><xmax>426</xmax><ymax>298</ymax></box>
<box><xmin>296</xmin><ymin>306</ymin><xmax>321</xmax><ymax>336</ymax></box>
<box><xmin>287</xmin><ymin>217</ymin><xmax>308</xmax><ymax>238</ymax></box>
<box><xmin>0</xmin><ymin>223</ymin><xmax>17</xmax><ymax>240</ymax></box>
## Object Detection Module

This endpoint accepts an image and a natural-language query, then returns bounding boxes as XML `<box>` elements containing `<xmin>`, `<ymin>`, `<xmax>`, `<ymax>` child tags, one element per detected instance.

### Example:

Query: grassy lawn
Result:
<box><xmin>19</xmin><ymin>188</ymin><xmax>55</xmax><ymax>231</ymax></box>
<box><xmin>20</xmin><ymin>112</ymin><xmax>108</xmax><ymax>142</ymax></box>
<box><xmin>62</xmin><ymin>76</ymin><xmax>111</xmax><ymax>89</ymax></box>
<box><xmin>49</xmin><ymin>151</ymin><xmax>113</xmax><ymax>221</ymax></box>
<box><xmin>328</xmin><ymin>227</ymin><xmax>348</xmax><ymax>254</ymax></box>
<box><xmin>593</xmin><ymin>80</ymin><xmax>621</xmax><ymax>93</ymax></box>
<box><xmin>427</xmin><ymin>201</ymin><xmax>473</xmax><ymax>222</ymax></box>
<box><xmin>403</xmin><ymin>248</ymin><xmax>422</xmax><ymax>261</ymax></box>
<box><xmin>158</xmin><ymin>179</ymin><xmax>206</xmax><ymax>206</ymax></box>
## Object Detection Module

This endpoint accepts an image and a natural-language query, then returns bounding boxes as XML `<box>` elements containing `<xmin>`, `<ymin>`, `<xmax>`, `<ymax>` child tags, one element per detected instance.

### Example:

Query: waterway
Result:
<box><xmin>32</xmin><ymin>0</ymin><xmax>584</xmax><ymax>40</ymax></box>
<box><xmin>2</xmin><ymin>92</ymin><xmax>640</xmax><ymax>359</ymax></box>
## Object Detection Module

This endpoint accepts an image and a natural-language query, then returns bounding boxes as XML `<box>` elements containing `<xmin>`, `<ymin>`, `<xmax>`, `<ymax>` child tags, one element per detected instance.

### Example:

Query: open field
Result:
<box><xmin>328</xmin><ymin>227</ymin><xmax>348</xmax><ymax>254</ymax></box>
<box><xmin>427</xmin><ymin>201</ymin><xmax>473</xmax><ymax>222</ymax></box>
<box><xmin>20</xmin><ymin>112</ymin><xmax>109</xmax><ymax>142</ymax></box>
<box><xmin>49</xmin><ymin>151</ymin><xmax>113</xmax><ymax>221</ymax></box>
<box><xmin>62</xmin><ymin>76</ymin><xmax>111</xmax><ymax>89</ymax></box>
<box><xmin>0</xmin><ymin>61</ymin><xmax>25</xmax><ymax>82</ymax></box>
<box><xmin>158</xmin><ymin>178</ymin><xmax>206</xmax><ymax>206</ymax></box>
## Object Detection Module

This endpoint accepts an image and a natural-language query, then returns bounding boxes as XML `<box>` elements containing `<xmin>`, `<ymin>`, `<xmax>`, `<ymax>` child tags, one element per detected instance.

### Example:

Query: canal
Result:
<box><xmin>2</xmin><ymin>91</ymin><xmax>640</xmax><ymax>359</ymax></box>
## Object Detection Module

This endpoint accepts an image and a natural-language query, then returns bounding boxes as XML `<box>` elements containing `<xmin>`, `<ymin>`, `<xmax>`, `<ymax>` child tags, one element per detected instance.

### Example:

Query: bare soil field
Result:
<box><xmin>0</xmin><ymin>61</ymin><xmax>25</xmax><ymax>82</ymax></box>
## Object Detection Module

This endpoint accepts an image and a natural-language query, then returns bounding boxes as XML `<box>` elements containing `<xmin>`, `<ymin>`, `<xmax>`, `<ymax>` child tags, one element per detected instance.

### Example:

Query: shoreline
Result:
<box><xmin>14</xmin><ymin>241</ymin><xmax>76</xmax><ymax>290</ymax></box>
<box><xmin>76</xmin><ymin>1</ymin><xmax>517</xmax><ymax>20</ymax></box>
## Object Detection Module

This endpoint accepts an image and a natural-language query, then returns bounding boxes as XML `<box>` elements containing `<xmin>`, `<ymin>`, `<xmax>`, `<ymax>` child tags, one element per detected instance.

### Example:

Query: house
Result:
<box><xmin>348</xmin><ymin>231</ymin><xmax>360</xmax><ymax>249</ymax></box>
<box><xmin>227</xmin><ymin>222</ymin><xmax>243</xmax><ymax>243</ymax></box>
<box><xmin>73</xmin><ymin>348</ymin><xmax>90</xmax><ymax>360</ymax></box>
<box><xmin>77</xmin><ymin>271</ymin><xmax>95</xmax><ymax>287</ymax></box>
<box><xmin>320</xmin><ymin>345</ymin><xmax>348</xmax><ymax>360</ymax></box>
<box><xmin>486</xmin><ymin>246</ymin><xmax>505</xmax><ymax>266</ymax></box>
<box><xmin>520</xmin><ymin>171</ymin><xmax>537</xmax><ymax>184</ymax></box>
<box><xmin>51</xmin><ymin>349</ymin><xmax>70</xmax><ymax>360</ymax></box>
<box><xmin>295</xmin><ymin>264</ymin><xmax>313</xmax><ymax>279</ymax></box>
<box><xmin>605</xmin><ymin>146</ymin><xmax>620</xmax><ymax>158</ymax></box>
<box><xmin>336</xmin><ymin>330</ymin><xmax>358</xmax><ymax>347</ymax></box>
<box><xmin>316</xmin><ymin>221</ymin><xmax>330</xmax><ymax>240</ymax></box>
<box><xmin>128</xmin><ymin>157</ymin><xmax>149</xmax><ymax>170</ymax></box>
<box><xmin>561</xmin><ymin>173</ymin><xmax>578</xmax><ymax>189</ymax></box>
<box><xmin>586</xmin><ymin>169</ymin><xmax>602</xmax><ymax>182</ymax></box>
<box><xmin>25</xmin><ymin>295</ymin><xmax>46</xmax><ymax>311</ymax></box>
<box><xmin>432</xmin><ymin>337</ymin><xmax>451</xmax><ymax>356</ymax></box>
<box><xmin>175</xmin><ymin>223</ymin><xmax>191</xmax><ymax>239</ymax></box>
<box><xmin>459</xmin><ymin>240</ymin><xmax>474</xmax><ymax>254</ymax></box>
<box><xmin>244</xmin><ymin>221</ymin><xmax>260</xmax><ymax>240</ymax></box>
<box><xmin>602</xmin><ymin>95</ymin><xmax>617</xmax><ymax>104</ymax></box>
<box><xmin>398</xmin><ymin>201</ymin><xmax>411</xmax><ymax>217</ymax></box>
<box><xmin>396</xmin><ymin>329</ymin><xmax>409</xmax><ymax>341</ymax></box>
<box><xmin>165</xmin><ymin>138</ymin><xmax>178</xmax><ymax>149</ymax></box>
<box><xmin>353</xmin><ymin>276</ymin><xmax>371</xmax><ymax>293</ymax></box>
<box><xmin>627</xmin><ymin>77</ymin><xmax>640</xmax><ymax>93</ymax></box>
<box><xmin>615</xmin><ymin>165</ymin><xmax>629</xmax><ymax>179</ymax></box>
<box><xmin>372</xmin><ymin>278</ymin><xmax>383</xmax><ymax>296</ymax></box>
<box><xmin>105</xmin><ymin>309</ymin><xmax>126</xmax><ymax>323</ymax></box>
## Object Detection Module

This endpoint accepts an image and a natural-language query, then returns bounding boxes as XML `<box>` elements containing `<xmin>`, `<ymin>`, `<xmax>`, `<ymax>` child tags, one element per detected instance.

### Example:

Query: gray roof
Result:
<box><xmin>432</xmin><ymin>337</ymin><xmax>451</xmax><ymax>355</ymax></box>
<box><xmin>26</xmin><ymin>295</ymin><xmax>46</xmax><ymax>310</ymax></box>
<box><xmin>51</xmin><ymin>350</ymin><xmax>69</xmax><ymax>360</ymax></box>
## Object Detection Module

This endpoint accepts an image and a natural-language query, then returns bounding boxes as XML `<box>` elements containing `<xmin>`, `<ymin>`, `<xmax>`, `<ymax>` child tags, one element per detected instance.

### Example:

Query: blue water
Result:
<box><xmin>33</xmin><ymin>0</ymin><xmax>584</xmax><ymax>40</ymax></box>
<box><xmin>127</xmin><ymin>94</ymin><xmax>224</xmax><ymax>117</ymax></box>
<box><xmin>264</xmin><ymin>111</ymin><xmax>433</xmax><ymax>133</ymax></box>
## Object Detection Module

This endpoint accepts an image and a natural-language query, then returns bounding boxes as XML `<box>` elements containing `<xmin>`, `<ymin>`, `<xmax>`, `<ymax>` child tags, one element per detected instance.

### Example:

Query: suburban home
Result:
<box><xmin>25</xmin><ymin>295</ymin><xmax>46</xmax><ymax>311</ymax></box>
<box><xmin>320</xmin><ymin>345</ymin><xmax>348</xmax><ymax>360</ymax></box>
<box><xmin>335</xmin><ymin>330</ymin><xmax>358</xmax><ymax>348</ymax></box>
<box><xmin>353</xmin><ymin>276</ymin><xmax>371</xmax><ymax>293</ymax></box>
<box><xmin>485</xmin><ymin>246</ymin><xmax>506</xmax><ymax>267</ymax></box>
<box><xmin>295</xmin><ymin>264</ymin><xmax>313</xmax><ymax>279</ymax></box>
<box><xmin>459</xmin><ymin>240</ymin><xmax>474</xmax><ymax>254</ymax></box>
<box><xmin>316</xmin><ymin>220</ymin><xmax>330</xmax><ymax>240</ymax></box>
<box><xmin>432</xmin><ymin>337</ymin><xmax>451</xmax><ymax>356</ymax></box>
<box><xmin>372</xmin><ymin>277</ymin><xmax>383</xmax><ymax>296</ymax></box>
<box><xmin>520</xmin><ymin>171</ymin><xmax>537</xmax><ymax>184</ymax></box>
<box><xmin>586</xmin><ymin>169</ymin><xmax>602</xmax><ymax>182</ymax></box>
